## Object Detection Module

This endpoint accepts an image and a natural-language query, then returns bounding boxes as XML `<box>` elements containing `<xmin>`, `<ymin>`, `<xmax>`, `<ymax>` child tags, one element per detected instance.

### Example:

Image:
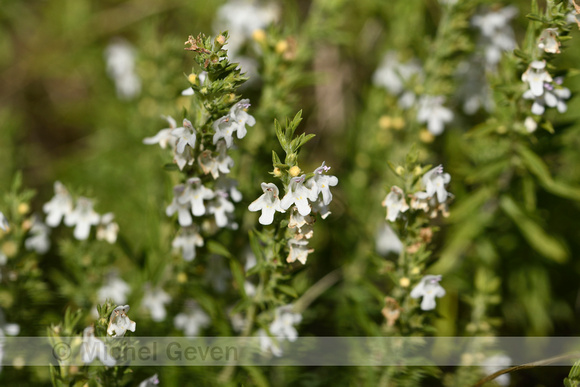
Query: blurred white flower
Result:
<box><xmin>472</xmin><ymin>7</ymin><xmax>517</xmax><ymax>69</ymax></box>
<box><xmin>98</xmin><ymin>272</ymin><xmax>130</xmax><ymax>305</ymax></box>
<box><xmin>482</xmin><ymin>354</ymin><xmax>512</xmax><ymax>387</ymax></box>
<box><xmin>24</xmin><ymin>215</ymin><xmax>50</xmax><ymax>254</ymax></box>
<box><xmin>143</xmin><ymin>116</ymin><xmax>178</xmax><ymax>149</ymax></box>
<box><xmin>43</xmin><ymin>181</ymin><xmax>73</xmax><ymax>227</ymax></box>
<box><xmin>104</xmin><ymin>39</ymin><xmax>141</xmax><ymax>100</ymax></box>
<box><xmin>183</xmin><ymin>178</ymin><xmax>214</xmax><ymax>217</ymax></box>
<box><xmin>524</xmin><ymin>117</ymin><xmax>538</xmax><ymax>133</ymax></box>
<box><xmin>375</xmin><ymin>222</ymin><xmax>403</xmax><ymax>256</ymax></box>
<box><xmin>523</xmin><ymin>82</ymin><xmax>571</xmax><ymax>115</ymax></box>
<box><xmin>166</xmin><ymin>185</ymin><xmax>193</xmax><ymax>227</ymax></box>
<box><xmin>416</xmin><ymin>165</ymin><xmax>452</xmax><ymax>204</ymax></box>
<box><xmin>0</xmin><ymin>212</ymin><xmax>8</xmax><ymax>232</ymax></box>
<box><xmin>81</xmin><ymin>326</ymin><xmax>116</xmax><ymax>367</ymax></box>
<box><xmin>270</xmin><ymin>305</ymin><xmax>302</xmax><ymax>342</ymax></box>
<box><xmin>96</xmin><ymin>213</ymin><xmax>119</xmax><ymax>244</ymax></box>
<box><xmin>216</xmin><ymin>141</ymin><xmax>235</xmax><ymax>175</ymax></box>
<box><xmin>174</xmin><ymin>300</ymin><xmax>211</xmax><ymax>336</ymax></box>
<box><xmin>229</xmin><ymin>99</ymin><xmax>256</xmax><ymax>139</ymax></box>
<box><xmin>172</xmin><ymin>225</ymin><xmax>204</xmax><ymax>262</ymax></box>
<box><xmin>143</xmin><ymin>285</ymin><xmax>171</xmax><ymax>322</ymax></box>
<box><xmin>64</xmin><ymin>197</ymin><xmax>100</xmax><ymax>240</ymax></box>
<box><xmin>107</xmin><ymin>305</ymin><xmax>136</xmax><ymax>337</ymax></box>
<box><xmin>249</xmin><ymin>182</ymin><xmax>285</xmax><ymax>225</ymax></box>
<box><xmin>257</xmin><ymin>328</ymin><xmax>282</xmax><ymax>357</ymax></box>
<box><xmin>373</xmin><ymin>51</ymin><xmax>423</xmax><ymax>109</ymax></box>
<box><xmin>287</xmin><ymin>238</ymin><xmax>313</xmax><ymax>265</ymax></box>
<box><xmin>216</xmin><ymin>177</ymin><xmax>243</xmax><ymax>203</ymax></box>
<box><xmin>538</xmin><ymin>28</ymin><xmax>561</xmax><ymax>54</ymax></box>
<box><xmin>207</xmin><ymin>192</ymin><xmax>235</xmax><ymax>228</ymax></box>
<box><xmin>382</xmin><ymin>186</ymin><xmax>409</xmax><ymax>222</ymax></box>
<box><xmin>138</xmin><ymin>374</ymin><xmax>160</xmax><ymax>387</ymax></box>
<box><xmin>417</xmin><ymin>95</ymin><xmax>453</xmax><ymax>135</ymax></box>
<box><xmin>172</xmin><ymin>119</ymin><xmax>197</xmax><ymax>154</ymax></box>
<box><xmin>522</xmin><ymin>60</ymin><xmax>552</xmax><ymax>97</ymax></box>
<box><xmin>410</xmin><ymin>275</ymin><xmax>446</xmax><ymax>311</ymax></box>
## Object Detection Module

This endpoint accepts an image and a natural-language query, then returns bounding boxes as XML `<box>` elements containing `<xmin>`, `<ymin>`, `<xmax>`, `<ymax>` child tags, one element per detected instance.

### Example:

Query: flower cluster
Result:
<box><xmin>522</xmin><ymin>61</ymin><xmax>571</xmax><ymax>119</ymax></box>
<box><xmin>145</xmin><ymin>100</ymin><xmax>253</xmax><ymax>261</ymax></box>
<box><xmin>471</xmin><ymin>6</ymin><xmax>517</xmax><ymax>70</ymax></box>
<box><xmin>104</xmin><ymin>39</ymin><xmax>141</xmax><ymax>100</ymax></box>
<box><xmin>249</xmin><ymin>162</ymin><xmax>338</xmax><ymax>265</ymax></box>
<box><xmin>42</xmin><ymin>181</ymin><xmax>119</xmax><ymax>243</ymax></box>
<box><xmin>373</xmin><ymin>51</ymin><xmax>423</xmax><ymax>109</ymax></box>
<box><xmin>174</xmin><ymin>300</ymin><xmax>211</xmax><ymax>336</ymax></box>
<box><xmin>383</xmin><ymin>165</ymin><xmax>452</xmax><ymax>222</ymax></box>
<box><xmin>257</xmin><ymin>304</ymin><xmax>302</xmax><ymax>357</ymax></box>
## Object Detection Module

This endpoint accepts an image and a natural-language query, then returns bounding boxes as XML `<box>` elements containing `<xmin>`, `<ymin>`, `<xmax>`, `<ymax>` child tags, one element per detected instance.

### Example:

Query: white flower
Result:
<box><xmin>174</xmin><ymin>146</ymin><xmax>195</xmax><ymax>171</ymax></box>
<box><xmin>24</xmin><ymin>215</ymin><xmax>50</xmax><ymax>254</ymax></box>
<box><xmin>172</xmin><ymin>118</ymin><xmax>197</xmax><ymax>154</ymax></box>
<box><xmin>43</xmin><ymin>181</ymin><xmax>73</xmax><ymax>227</ymax></box>
<box><xmin>107</xmin><ymin>305</ymin><xmax>136</xmax><ymax>337</ymax></box>
<box><xmin>244</xmin><ymin>281</ymin><xmax>257</xmax><ymax>297</ymax></box>
<box><xmin>229</xmin><ymin>99</ymin><xmax>256</xmax><ymax>139</ymax></box>
<box><xmin>207</xmin><ymin>192</ymin><xmax>235</xmax><ymax>228</ymax></box>
<box><xmin>269</xmin><ymin>305</ymin><xmax>302</xmax><ymax>342</ymax></box>
<box><xmin>166</xmin><ymin>185</ymin><xmax>193</xmax><ymax>227</ymax></box>
<box><xmin>471</xmin><ymin>7</ymin><xmax>517</xmax><ymax>69</ymax></box>
<box><xmin>311</xmin><ymin>199</ymin><xmax>331</xmax><ymax>219</ymax></box>
<box><xmin>375</xmin><ymin>222</ymin><xmax>403</xmax><ymax>256</ymax></box>
<box><xmin>138</xmin><ymin>374</ymin><xmax>160</xmax><ymax>387</ymax></box>
<box><xmin>174</xmin><ymin>301</ymin><xmax>211</xmax><ymax>336</ymax></box>
<box><xmin>482</xmin><ymin>354</ymin><xmax>512</xmax><ymax>387</ymax></box>
<box><xmin>410</xmin><ymin>275</ymin><xmax>446</xmax><ymax>311</ymax></box>
<box><xmin>216</xmin><ymin>177</ymin><xmax>243</xmax><ymax>203</ymax></box>
<box><xmin>522</xmin><ymin>60</ymin><xmax>552</xmax><ymax>97</ymax></box>
<box><xmin>0</xmin><ymin>212</ymin><xmax>8</xmax><ymax>232</ymax></box>
<box><xmin>143</xmin><ymin>116</ymin><xmax>178</xmax><ymax>149</ymax></box>
<box><xmin>98</xmin><ymin>272</ymin><xmax>131</xmax><ymax>304</ymax></box>
<box><xmin>306</xmin><ymin>162</ymin><xmax>338</xmax><ymax>206</ymax></box>
<box><xmin>81</xmin><ymin>326</ymin><xmax>116</xmax><ymax>366</ymax></box>
<box><xmin>280</xmin><ymin>175</ymin><xmax>317</xmax><ymax>216</ymax></box>
<box><xmin>143</xmin><ymin>285</ymin><xmax>171</xmax><ymax>322</ymax></box>
<box><xmin>64</xmin><ymin>197</ymin><xmax>100</xmax><ymax>240</ymax></box>
<box><xmin>172</xmin><ymin>225</ymin><xmax>204</xmax><ymax>262</ymax></box>
<box><xmin>96</xmin><ymin>213</ymin><xmax>119</xmax><ymax>244</ymax></box>
<box><xmin>198</xmin><ymin>150</ymin><xmax>220</xmax><ymax>180</ymax></box>
<box><xmin>182</xmin><ymin>178</ymin><xmax>214</xmax><ymax>217</ymax></box>
<box><xmin>373</xmin><ymin>51</ymin><xmax>423</xmax><ymax>107</ymax></box>
<box><xmin>216</xmin><ymin>140</ymin><xmax>234</xmax><ymax>174</ymax></box>
<box><xmin>538</xmin><ymin>28</ymin><xmax>561</xmax><ymax>54</ymax></box>
<box><xmin>382</xmin><ymin>186</ymin><xmax>409</xmax><ymax>222</ymax></box>
<box><xmin>416</xmin><ymin>165</ymin><xmax>451</xmax><ymax>203</ymax></box>
<box><xmin>244</xmin><ymin>247</ymin><xmax>257</xmax><ymax>271</ymax></box>
<box><xmin>417</xmin><ymin>95</ymin><xmax>453</xmax><ymax>135</ymax></box>
<box><xmin>213</xmin><ymin>117</ymin><xmax>237</xmax><ymax>148</ymax></box>
<box><xmin>248</xmin><ymin>183</ymin><xmax>285</xmax><ymax>225</ymax></box>
<box><xmin>524</xmin><ymin>117</ymin><xmax>538</xmax><ymax>133</ymax></box>
<box><xmin>257</xmin><ymin>329</ymin><xmax>283</xmax><ymax>357</ymax></box>
<box><xmin>287</xmin><ymin>238</ymin><xmax>313</xmax><ymax>265</ymax></box>
<box><xmin>523</xmin><ymin>82</ymin><xmax>571</xmax><ymax>115</ymax></box>
<box><xmin>104</xmin><ymin>39</ymin><xmax>141</xmax><ymax>100</ymax></box>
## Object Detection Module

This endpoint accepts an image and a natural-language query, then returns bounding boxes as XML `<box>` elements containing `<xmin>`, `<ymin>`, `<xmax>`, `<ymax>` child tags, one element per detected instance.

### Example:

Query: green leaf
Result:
<box><xmin>526</xmin><ymin>13</ymin><xmax>544</xmax><ymax>22</ymax></box>
<box><xmin>272</xmin><ymin>150</ymin><xmax>281</xmax><ymax>165</ymax></box>
<box><xmin>242</xmin><ymin>365</ymin><xmax>269</xmax><ymax>387</ymax></box>
<box><xmin>500</xmin><ymin>195</ymin><xmax>568</xmax><ymax>263</ymax></box>
<box><xmin>163</xmin><ymin>163</ymin><xmax>179</xmax><ymax>171</ymax></box>
<box><xmin>447</xmin><ymin>187</ymin><xmax>494</xmax><ymax>223</ymax></box>
<box><xmin>229</xmin><ymin>259</ymin><xmax>247</xmax><ymax>297</ymax></box>
<box><xmin>277</xmin><ymin>284</ymin><xmax>298</xmax><ymax>298</ymax></box>
<box><xmin>298</xmin><ymin>133</ymin><xmax>316</xmax><ymax>148</ymax></box>
<box><xmin>207</xmin><ymin>240</ymin><xmax>233</xmax><ymax>259</ymax></box>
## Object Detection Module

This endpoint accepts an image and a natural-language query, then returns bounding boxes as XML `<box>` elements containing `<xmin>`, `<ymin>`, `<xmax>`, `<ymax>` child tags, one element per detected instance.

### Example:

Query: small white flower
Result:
<box><xmin>482</xmin><ymin>354</ymin><xmax>512</xmax><ymax>387</ymax></box>
<box><xmin>143</xmin><ymin>116</ymin><xmax>178</xmax><ymax>149</ymax></box>
<box><xmin>43</xmin><ymin>181</ymin><xmax>73</xmax><ymax>227</ymax></box>
<box><xmin>280</xmin><ymin>175</ymin><xmax>317</xmax><ymax>216</ymax></box>
<box><xmin>104</xmin><ymin>39</ymin><xmax>141</xmax><ymax>100</ymax></box>
<box><xmin>174</xmin><ymin>146</ymin><xmax>195</xmax><ymax>171</ymax></box>
<box><xmin>375</xmin><ymin>222</ymin><xmax>403</xmax><ymax>256</ymax></box>
<box><xmin>382</xmin><ymin>186</ymin><xmax>409</xmax><ymax>222</ymax></box>
<box><xmin>174</xmin><ymin>300</ymin><xmax>211</xmax><ymax>336</ymax></box>
<box><xmin>138</xmin><ymin>374</ymin><xmax>160</xmax><ymax>387</ymax></box>
<box><xmin>216</xmin><ymin>140</ymin><xmax>234</xmax><ymax>174</ymax></box>
<box><xmin>166</xmin><ymin>185</ymin><xmax>193</xmax><ymax>227</ymax></box>
<box><xmin>64</xmin><ymin>197</ymin><xmax>100</xmax><ymax>240</ymax></box>
<box><xmin>182</xmin><ymin>178</ymin><xmax>214</xmax><ymax>217</ymax></box>
<box><xmin>248</xmin><ymin>183</ymin><xmax>285</xmax><ymax>225</ymax></box>
<box><xmin>198</xmin><ymin>150</ymin><xmax>220</xmax><ymax>180</ymax></box>
<box><xmin>306</xmin><ymin>162</ymin><xmax>338</xmax><ymax>206</ymax></box>
<box><xmin>410</xmin><ymin>275</ymin><xmax>446</xmax><ymax>311</ymax></box>
<box><xmin>524</xmin><ymin>117</ymin><xmax>538</xmax><ymax>133</ymax></box>
<box><xmin>213</xmin><ymin>117</ymin><xmax>237</xmax><ymax>148</ymax></box>
<box><xmin>96</xmin><ymin>213</ymin><xmax>119</xmax><ymax>244</ymax></box>
<box><xmin>373</xmin><ymin>51</ymin><xmax>423</xmax><ymax>100</ymax></box>
<box><xmin>24</xmin><ymin>215</ymin><xmax>50</xmax><ymax>254</ymax></box>
<box><xmin>107</xmin><ymin>305</ymin><xmax>136</xmax><ymax>337</ymax></box>
<box><xmin>257</xmin><ymin>329</ymin><xmax>283</xmax><ymax>357</ymax></box>
<box><xmin>216</xmin><ymin>177</ymin><xmax>243</xmax><ymax>203</ymax></box>
<box><xmin>522</xmin><ymin>60</ymin><xmax>552</xmax><ymax>97</ymax></box>
<box><xmin>229</xmin><ymin>99</ymin><xmax>256</xmax><ymax>139</ymax></box>
<box><xmin>0</xmin><ymin>212</ymin><xmax>8</xmax><ymax>232</ymax></box>
<box><xmin>538</xmin><ymin>28</ymin><xmax>561</xmax><ymax>54</ymax></box>
<box><xmin>244</xmin><ymin>247</ymin><xmax>257</xmax><ymax>271</ymax></box>
<box><xmin>471</xmin><ymin>7</ymin><xmax>517</xmax><ymax>69</ymax></box>
<box><xmin>524</xmin><ymin>82</ymin><xmax>571</xmax><ymax>115</ymax></box>
<box><xmin>81</xmin><ymin>326</ymin><xmax>116</xmax><ymax>366</ymax></box>
<box><xmin>98</xmin><ymin>272</ymin><xmax>130</xmax><ymax>305</ymax></box>
<box><xmin>269</xmin><ymin>305</ymin><xmax>302</xmax><ymax>342</ymax></box>
<box><xmin>417</xmin><ymin>95</ymin><xmax>453</xmax><ymax>135</ymax></box>
<box><xmin>207</xmin><ymin>192</ymin><xmax>235</xmax><ymax>228</ymax></box>
<box><xmin>172</xmin><ymin>119</ymin><xmax>197</xmax><ymax>154</ymax></box>
<box><xmin>287</xmin><ymin>238</ymin><xmax>313</xmax><ymax>265</ymax></box>
<box><xmin>143</xmin><ymin>285</ymin><xmax>171</xmax><ymax>322</ymax></box>
<box><xmin>417</xmin><ymin>165</ymin><xmax>451</xmax><ymax>203</ymax></box>
<box><xmin>172</xmin><ymin>225</ymin><xmax>204</xmax><ymax>262</ymax></box>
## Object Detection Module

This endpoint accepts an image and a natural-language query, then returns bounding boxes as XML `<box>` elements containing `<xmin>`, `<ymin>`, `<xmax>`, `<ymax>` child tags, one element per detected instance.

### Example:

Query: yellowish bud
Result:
<box><xmin>177</xmin><ymin>272</ymin><xmax>188</xmax><ymax>283</ymax></box>
<box><xmin>21</xmin><ymin>219</ymin><xmax>32</xmax><ymax>231</ymax></box>
<box><xmin>187</xmin><ymin>73</ymin><xmax>197</xmax><ymax>84</ymax></box>
<box><xmin>379</xmin><ymin>115</ymin><xmax>392</xmax><ymax>130</ymax></box>
<box><xmin>252</xmin><ymin>29</ymin><xmax>266</xmax><ymax>43</ymax></box>
<box><xmin>391</xmin><ymin>117</ymin><xmax>405</xmax><ymax>130</ymax></box>
<box><xmin>413</xmin><ymin>166</ymin><xmax>422</xmax><ymax>176</ymax></box>
<box><xmin>399</xmin><ymin>277</ymin><xmax>410</xmax><ymax>288</ymax></box>
<box><xmin>289</xmin><ymin>166</ymin><xmax>301</xmax><ymax>177</ymax></box>
<box><xmin>395</xmin><ymin>166</ymin><xmax>405</xmax><ymax>176</ymax></box>
<box><xmin>17</xmin><ymin>203</ymin><xmax>29</xmax><ymax>215</ymax></box>
<box><xmin>410</xmin><ymin>267</ymin><xmax>420</xmax><ymax>275</ymax></box>
<box><xmin>419</xmin><ymin>129</ymin><xmax>435</xmax><ymax>143</ymax></box>
<box><xmin>2</xmin><ymin>241</ymin><xmax>17</xmax><ymax>258</ymax></box>
<box><xmin>273</xmin><ymin>167</ymin><xmax>282</xmax><ymax>177</ymax></box>
<box><xmin>275</xmin><ymin>40</ymin><xmax>288</xmax><ymax>54</ymax></box>
<box><xmin>216</xmin><ymin>34</ymin><xmax>226</xmax><ymax>46</ymax></box>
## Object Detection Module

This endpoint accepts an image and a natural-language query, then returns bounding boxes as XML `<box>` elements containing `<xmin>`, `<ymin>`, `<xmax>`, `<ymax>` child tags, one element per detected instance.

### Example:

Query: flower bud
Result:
<box><xmin>399</xmin><ymin>277</ymin><xmax>410</xmax><ymax>288</ymax></box>
<box><xmin>275</xmin><ymin>40</ymin><xmax>288</xmax><ymax>54</ymax></box>
<box><xmin>252</xmin><ymin>29</ymin><xmax>266</xmax><ymax>43</ymax></box>
<box><xmin>17</xmin><ymin>203</ymin><xmax>29</xmax><ymax>214</ymax></box>
<box><xmin>273</xmin><ymin>167</ymin><xmax>282</xmax><ymax>177</ymax></box>
<box><xmin>188</xmin><ymin>73</ymin><xmax>197</xmax><ymax>84</ymax></box>
<box><xmin>289</xmin><ymin>166</ymin><xmax>301</xmax><ymax>177</ymax></box>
